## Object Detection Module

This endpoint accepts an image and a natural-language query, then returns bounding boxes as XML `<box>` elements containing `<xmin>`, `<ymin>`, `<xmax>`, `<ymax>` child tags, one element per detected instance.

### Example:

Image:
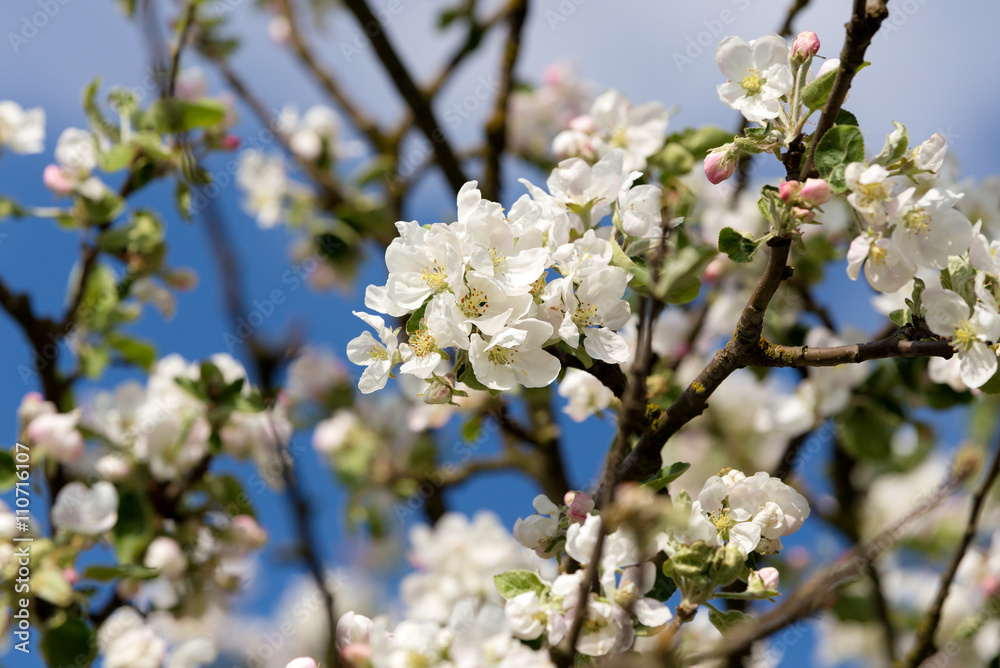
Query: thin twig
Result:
<box><xmin>905</xmin><ymin>435</ymin><xmax>1000</xmax><ymax>666</ymax></box>
<box><xmin>165</xmin><ymin>1</ymin><xmax>197</xmax><ymax>99</ymax></box>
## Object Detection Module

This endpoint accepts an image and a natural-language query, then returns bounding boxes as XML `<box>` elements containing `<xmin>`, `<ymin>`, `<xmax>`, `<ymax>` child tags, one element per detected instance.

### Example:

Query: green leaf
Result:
<box><xmin>708</xmin><ymin>607</ymin><xmax>759</xmax><ymax>639</ymax></box>
<box><xmin>814</xmin><ymin>125</ymin><xmax>865</xmax><ymax>192</ymax></box>
<box><xmin>99</xmin><ymin>143</ymin><xmax>135</xmax><ymax>172</ymax></box>
<box><xmin>82</xmin><ymin>564</ymin><xmax>159</xmax><ymax>582</ymax></box>
<box><xmin>203</xmin><ymin>474</ymin><xmax>256</xmax><ymax>517</ymax></box>
<box><xmin>0</xmin><ymin>195</ymin><xmax>26</xmax><ymax>220</ymax></box>
<box><xmin>835</xmin><ymin>109</ymin><xmax>859</xmax><ymax>126</ymax></box>
<box><xmin>978</xmin><ymin>368</ymin><xmax>1000</xmax><ymax>395</ymax></box>
<box><xmin>889</xmin><ymin>308</ymin><xmax>911</xmax><ymax>327</ymax></box>
<box><xmin>149</xmin><ymin>98</ymin><xmax>227</xmax><ymax>134</ymax></box>
<box><xmin>175</xmin><ymin>180</ymin><xmax>193</xmax><ymax>221</ymax></box>
<box><xmin>112</xmin><ymin>490</ymin><xmax>153</xmax><ymax>563</ymax></box>
<box><xmin>609</xmin><ymin>237</ymin><xmax>650</xmax><ymax>288</ymax></box>
<box><xmin>0</xmin><ymin>450</ymin><xmax>16</xmax><ymax>492</ymax></box>
<box><xmin>494</xmin><ymin>570</ymin><xmax>547</xmax><ymax>600</ymax></box>
<box><xmin>800</xmin><ymin>68</ymin><xmax>837</xmax><ymax>111</ymax></box>
<box><xmin>42</xmin><ymin>614</ymin><xmax>97</xmax><ymax>668</ymax></box>
<box><xmin>106</xmin><ymin>333</ymin><xmax>156</xmax><ymax>370</ymax></box>
<box><xmin>718</xmin><ymin>227</ymin><xmax>762</xmax><ymax>263</ymax></box>
<box><xmin>407</xmin><ymin>300</ymin><xmax>430</xmax><ymax>335</ymax></box>
<box><xmin>673</xmin><ymin>125</ymin><xmax>735</xmax><ymax>159</ymax></box>
<box><xmin>655</xmin><ymin>244</ymin><xmax>715</xmax><ymax>304</ymax></box>
<box><xmin>839</xmin><ymin>404</ymin><xmax>900</xmax><ymax>461</ymax></box>
<box><xmin>648</xmin><ymin>564</ymin><xmax>678</xmax><ymax>602</ymax></box>
<box><xmin>643</xmin><ymin>461</ymin><xmax>691</xmax><ymax>492</ymax></box>
<box><xmin>872</xmin><ymin>121</ymin><xmax>909</xmax><ymax>167</ymax></box>
<box><xmin>80</xmin><ymin>344</ymin><xmax>110</xmax><ymax>379</ymax></box>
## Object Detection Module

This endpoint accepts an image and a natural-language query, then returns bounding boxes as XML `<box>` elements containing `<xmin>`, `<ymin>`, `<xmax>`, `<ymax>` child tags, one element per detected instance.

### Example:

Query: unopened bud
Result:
<box><xmin>221</xmin><ymin>134</ymin><xmax>241</xmax><ymax>151</ymax></box>
<box><xmin>568</xmin><ymin>114</ymin><xmax>599</xmax><ymax>134</ymax></box>
<box><xmin>704</xmin><ymin>144</ymin><xmax>738</xmax><ymax>185</ymax></box>
<box><xmin>779</xmin><ymin>180</ymin><xmax>801</xmax><ymax>203</ymax></box>
<box><xmin>422</xmin><ymin>373</ymin><xmax>466</xmax><ymax>405</ymax></box>
<box><xmin>749</xmin><ymin>566</ymin><xmax>780</xmax><ymax>592</ymax></box>
<box><xmin>564</xmin><ymin>491</ymin><xmax>595</xmax><ymax>522</ymax></box>
<box><xmin>43</xmin><ymin>165</ymin><xmax>73</xmax><ymax>196</ymax></box>
<box><xmin>792</xmin><ymin>206</ymin><xmax>815</xmax><ymax>223</ymax></box>
<box><xmin>232</xmin><ymin>514</ymin><xmax>268</xmax><ymax>550</ymax></box>
<box><xmin>791</xmin><ymin>31</ymin><xmax>820</xmax><ymax>62</ymax></box>
<box><xmin>798</xmin><ymin>178</ymin><xmax>831</xmax><ymax>206</ymax></box>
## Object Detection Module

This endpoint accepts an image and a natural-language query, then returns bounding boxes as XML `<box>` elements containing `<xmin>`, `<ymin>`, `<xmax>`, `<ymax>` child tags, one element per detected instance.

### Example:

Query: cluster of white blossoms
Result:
<box><xmin>348</xmin><ymin>147</ymin><xmax>662</xmax><ymax>395</ymax></box>
<box><xmin>843</xmin><ymin>136</ymin><xmax>1000</xmax><ymax>388</ymax></box>
<box><xmin>0</xmin><ymin>100</ymin><xmax>45</xmax><ymax>154</ymax></box>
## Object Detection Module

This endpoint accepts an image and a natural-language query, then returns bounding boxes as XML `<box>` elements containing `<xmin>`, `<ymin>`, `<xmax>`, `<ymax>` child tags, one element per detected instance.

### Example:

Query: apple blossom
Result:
<box><xmin>790</xmin><ymin>31</ymin><xmax>820</xmax><ymax>61</ymax></box>
<box><xmin>889</xmin><ymin>187</ymin><xmax>973</xmax><ymax>271</ymax></box>
<box><xmin>346</xmin><ymin>311</ymin><xmax>400</xmax><ymax>394</ymax></box>
<box><xmin>922</xmin><ymin>288</ymin><xmax>1000</xmax><ymax>388</ymax></box>
<box><xmin>52</xmin><ymin>481</ymin><xmax>120</xmax><ymax>535</ymax></box>
<box><xmin>558</xmin><ymin>368</ymin><xmax>614</xmax><ymax>422</ymax></box>
<box><xmin>845</xmin><ymin>162</ymin><xmax>894</xmax><ymax>225</ymax></box>
<box><xmin>144</xmin><ymin>537</ymin><xmax>187</xmax><ymax>579</ymax></box>
<box><xmin>0</xmin><ymin>100</ymin><xmax>45</xmax><ymax>154</ymax></box>
<box><xmin>98</xmin><ymin>607</ymin><xmax>167</xmax><ymax>668</ymax></box>
<box><xmin>704</xmin><ymin>143</ymin><xmax>739</xmax><ymax>184</ymax></box>
<box><xmin>469</xmin><ymin>319</ymin><xmax>561</xmax><ymax>391</ymax></box>
<box><xmin>26</xmin><ymin>408</ymin><xmax>85</xmax><ymax>462</ymax></box>
<box><xmin>715</xmin><ymin>34</ymin><xmax>794</xmax><ymax>124</ymax></box>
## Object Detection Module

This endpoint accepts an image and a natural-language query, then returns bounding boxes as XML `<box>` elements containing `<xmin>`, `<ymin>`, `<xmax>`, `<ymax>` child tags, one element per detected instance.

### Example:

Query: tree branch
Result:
<box><xmin>340</xmin><ymin>0</ymin><xmax>470</xmax><ymax>193</ymax></box>
<box><xmin>798</xmin><ymin>0</ymin><xmax>890</xmax><ymax>178</ymax></box>
<box><xmin>748</xmin><ymin>332</ymin><xmax>954</xmax><ymax>368</ymax></box>
<box><xmin>481</xmin><ymin>0</ymin><xmax>528</xmax><ymax>201</ymax></box>
<box><xmin>905</xmin><ymin>434</ymin><xmax>1000</xmax><ymax>666</ymax></box>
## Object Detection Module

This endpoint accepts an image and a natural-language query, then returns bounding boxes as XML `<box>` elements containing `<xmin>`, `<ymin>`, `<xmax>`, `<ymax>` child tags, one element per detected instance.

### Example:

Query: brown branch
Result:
<box><xmin>778</xmin><ymin>0</ymin><xmax>812</xmax><ymax>37</ymax></box>
<box><xmin>341</xmin><ymin>0</ymin><xmax>470</xmax><ymax>193</ymax></box>
<box><xmin>798</xmin><ymin>0</ymin><xmax>890</xmax><ymax>178</ymax></box>
<box><xmin>0</xmin><ymin>277</ymin><xmax>65</xmax><ymax>404</ymax></box>
<box><xmin>550</xmin><ymin>348</ymin><xmax>628</xmax><ymax>399</ymax></box>
<box><xmin>905</xmin><ymin>435</ymin><xmax>1000</xmax><ymax>666</ymax></box>
<box><xmin>481</xmin><ymin>0</ymin><xmax>528</xmax><ymax>201</ymax></box>
<box><xmin>275</xmin><ymin>0</ymin><xmax>386</xmax><ymax>151</ymax></box>
<box><xmin>748</xmin><ymin>333</ymin><xmax>954</xmax><ymax>368</ymax></box>
<box><xmin>614</xmin><ymin>238</ymin><xmax>793</xmax><ymax>487</ymax></box>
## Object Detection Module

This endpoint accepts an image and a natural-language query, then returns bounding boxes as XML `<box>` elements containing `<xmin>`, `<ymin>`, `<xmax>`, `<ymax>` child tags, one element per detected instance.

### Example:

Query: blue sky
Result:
<box><xmin>1</xmin><ymin>0</ymin><xmax>998</xmax><ymax>665</ymax></box>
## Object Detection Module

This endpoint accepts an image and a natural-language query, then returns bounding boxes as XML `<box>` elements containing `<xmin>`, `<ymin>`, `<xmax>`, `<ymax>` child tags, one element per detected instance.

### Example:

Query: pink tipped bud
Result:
<box><xmin>792</xmin><ymin>206</ymin><xmax>815</xmax><ymax>223</ymax></box>
<box><xmin>221</xmin><ymin>134</ymin><xmax>241</xmax><ymax>151</ymax></box>
<box><xmin>63</xmin><ymin>567</ymin><xmax>79</xmax><ymax>585</ymax></box>
<box><xmin>779</xmin><ymin>180</ymin><xmax>801</xmax><ymax>203</ymax></box>
<box><xmin>564</xmin><ymin>491</ymin><xmax>595</xmax><ymax>522</ymax></box>
<box><xmin>568</xmin><ymin>114</ymin><xmax>599</xmax><ymax>134</ymax></box>
<box><xmin>752</xmin><ymin>566</ymin><xmax>780</xmax><ymax>591</ymax></box>
<box><xmin>43</xmin><ymin>165</ymin><xmax>73</xmax><ymax>196</ymax></box>
<box><xmin>704</xmin><ymin>144</ymin><xmax>738</xmax><ymax>184</ymax></box>
<box><xmin>798</xmin><ymin>178</ymin><xmax>831</xmax><ymax>206</ymax></box>
<box><xmin>232</xmin><ymin>514</ymin><xmax>268</xmax><ymax>550</ymax></box>
<box><xmin>791</xmin><ymin>31</ymin><xmax>820</xmax><ymax>61</ymax></box>
<box><xmin>342</xmin><ymin>644</ymin><xmax>372</xmax><ymax>666</ymax></box>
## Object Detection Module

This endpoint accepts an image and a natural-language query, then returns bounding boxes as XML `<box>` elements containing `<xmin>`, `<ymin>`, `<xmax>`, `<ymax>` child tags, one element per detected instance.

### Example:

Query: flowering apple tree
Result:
<box><xmin>2</xmin><ymin>0</ymin><xmax>1000</xmax><ymax>667</ymax></box>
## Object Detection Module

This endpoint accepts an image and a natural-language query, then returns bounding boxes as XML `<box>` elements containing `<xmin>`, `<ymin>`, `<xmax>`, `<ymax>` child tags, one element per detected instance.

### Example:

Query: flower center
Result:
<box><xmin>421</xmin><ymin>260</ymin><xmax>450</xmax><ymax>291</ymax></box>
<box><xmin>709</xmin><ymin>509</ymin><xmax>735</xmax><ymax>539</ymax></box>
<box><xmin>857</xmin><ymin>182</ymin><xmax>888</xmax><ymax>208</ymax></box>
<box><xmin>869</xmin><ymin>243</ymin><xmax>888</xmax><ymax>266</ymax></box>
<box><xmin>488</xmin><ymin>345</ymin><xmax>515</xmax><ymax>366</ymax></box>
<box><xmin>902</xmin><ymin>208</ymin><xmax>931</xmax><ymax>235</ymax></box>
<box><xmin>489</xmin><ymin>247</ymin><xmax>508</xmax><ymax>273</ymax></box>
<box><xmin>368</xmin><ymin>346</ymin><xmax>388</xmax><ymax>362</ymax></box>
<box><xmin>952</xmin><ymin>321</ymin><xmax>979</xmax><ymax>352</ymax></box>
<box><xmin>460</xmin><ymin>286</ymin><xmax>488</xmax><ymax>318</ymax></box>
<box><xmin>408</xmin><ymin>328</ymin><xmax>436</xmax><ymax>357</ymax></box>
<box><xmin>572</xmin><ymin>303</ymin><xmax>599</xmax><ymax>328</ymax></box>
<box><xmin>740</xmin><ymin>70</ymin><xmax>764</xmax><ymax>96</ymax></box>
<box><xmin>529</xmin><ymin>274</ymin><xmax>547</xmax><ymax>301</ymax></box>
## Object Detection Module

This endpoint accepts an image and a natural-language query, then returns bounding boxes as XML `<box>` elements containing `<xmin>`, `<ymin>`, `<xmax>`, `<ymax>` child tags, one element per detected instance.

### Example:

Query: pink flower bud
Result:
<box><xmin>704</xmin><ymin>144</ymin><xmax>738</xmax><ymax>184</ymax></box>
<box><xmin>543</xmin><ymin>63</ymin><xmax>566</xmax><ymax>87</ymax></box>
<box><xmin>43</xmin><ymin>165</ymin><xmax>73</xmax><ymax>196</ymax></box>
<box><xmin>342</xmin><ymin>644</ymin><xmax>372</xmax><ymax>666</ymax></box>
<box><xmin>564</xmin><ymin>491</ymin><xmax>594</xmax><ymax>523</ymax></box>
<box><xmin>568</xmin><ymin>114</ymin><xmax>598</xmax><ymax>134</ymax></box>
<box><xmin>779</xmin><ymin>180</ymin><xmax>801</xmax><ymax>203</ymax></box>
<box><xmin>792</xmin><ymin>206</ymin><xmax>815</xmax><ymax>223</ymax></box>
<box><xmin>791</xmin><ymin>31</ymin><xmax>820</xmax><ymax>61</ymax></box>
<box><xmin>63</xmin><ymin>567</ymin><xmax>79</xmax><ymax>585</ymax></box>
<box><xmin>798</xmin><ymin>178</ymin><xmax>831</xmax><ymax>206</ymax></box>
<box><xmin>221</xmin><ymin>134</ymin><xmax>241</xmax><ymax>151</ymax></box>
<box><xmin>756</xmin><ymin>566</ymin><xmax>780</xmax><ymax>591</ymax></box>
<box><xmin>232</xmin><ymin>514</ymin><xmax>268</xmax><ymax>550</ymax></box>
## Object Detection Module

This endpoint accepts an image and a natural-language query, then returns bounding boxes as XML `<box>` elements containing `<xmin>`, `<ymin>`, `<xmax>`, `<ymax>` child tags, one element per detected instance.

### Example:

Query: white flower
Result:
<box><xmin>55</xmin><ymin>128</ymin><xmax>98</xmax><ymax>178</ymax></box>
<box><xmin>913</xmin><ymin>133</ymin><xmax>948</xmax><ymax>174</ymax></box>
<box><xmin>616</xmin><ymin>173</ymin><xmax>663</xmax><ymax>238</ymax></box>
<box><xmin>546</xmin><ymin>150</ymin><xmax>628</xmax><ymax>227</ymax></box>
<box><xmin>236</xmin><ymin>150</ymin><xmax>288</xmax><ymax>228</ymax></box>
<box><xmin>846</xmin><ymin>232</ymin><xmax>917</xmax><ymax>293</ymax></box>
<box><xmin>98</xmin><ymin>607</ymin><xmax>167</xmax><ymax>668</ymax></box>
<box><xmin>565</xmin><ymin>513</ymin><xmax>603</xmax><ymax>565</ymax></box>
<box><xmin>144</xmin><ymin>537</ymin><xmax>187</xmax><ymax>579</ymax></box>
<box><xmin>845</xmin><ymin>163</ymin><xmax>893</xmax><ymax>225</ymax></box>
<box><xmin>346</xmin><ymin>311</ymin><xmax>399</xmax><ymax>394</ymax></box>
<box><xmin>26</xmin><ymin>409</ymin><xmax>84</xmax><ymax>462</ymax></box>
<box><xmin>554</xmin><ymin>267</ymin><xmax>632</xmax><ymax>364</ymax></box>
<box><xmin>970</xmin><ymin>221</ymin><xmax>1000</xmax><ymax>275</ymax></box>
<box><xmin>380</xmin><ymin>220</ymin><xmax>465</xmax><ymax>312</ymax></box>
<box><xmin>923</xmin><ymin>288</ymin><xmax>1000</xmax><ymax>388</ymax></box>
<box><xmin>558</xmin><ymin>369</ymin><xmax>614</xmax><ymax>422</ymax></box>
<box><xmin>513</xmin><ymin>495</ymin><xmax>561</xmax><ymax>557</ymax></box>
<box><xmin>505</xmin><ymin>591</ymin><xmax>546</xmax><ymax>640</ymax></box>
<box><xmin>52</xmin><ymin>481</ymin><xmax>119</xmax><ymax>535</ymax></box>
<box><xmin>287</xmin><ymin>105</ymin><xmax>341</xmax><ymax>161</ymax></box>
<box><xmin>312</xmin><ymin>410</ymin><xmax>359</xmax><ymax>454</ymax></box>
<box><xmin>0</xmin><ymin>101</ymin><xmax>45</xmax><ymax>154</ymax></box>
<box><xmin>335</xmin><ymin>611</ymin><xmax>374</xmax><ymax>651</ymax></box>
<box><xmin>469</xmin><ymin>319</ymin><xmax>560</xmax><ymax>391</ymax></box>
<box><xmin>715</xmin><ymin>34</ymin><xmax>793</xmax><ymax>124</ymax></box>
<box><xmin>166</xmin><ymin>638</ymin><xmax>217</xmax><ymax>668</ymax></box>
<box><xmin>889</xmin><ymin>187</ymin><xmax>973</xmax><ymax>270</ymax></box>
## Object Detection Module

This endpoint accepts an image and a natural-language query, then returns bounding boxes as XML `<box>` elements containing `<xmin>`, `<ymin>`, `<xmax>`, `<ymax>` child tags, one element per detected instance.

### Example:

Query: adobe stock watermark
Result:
<box><xmin>880</xmin><ymin>0</ymin><xmax>931</xmax><ymax>42</ymax></box>
<box><xmin>544</xmin><ymin>0</ymin><xmax>591</xmax><ymax>31</ymax></box>
<box><xmin>390</xmin><ymin>75</ymin><xmax>500</xmax><ymax>188</ymax></box>
<box><xmin>672</xmin><ymin>0</ymin><xmax>753</xmax><ymax>74</ymax></box>
<box><xmin>7</xmin><ymin>0</ymin><xmax>75</xmax><ymax>54</ymax></box>
<box><xmin>340</xmin><ymin>0</ymin><xmax>418</xmax><ymax>63</ymax></box>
